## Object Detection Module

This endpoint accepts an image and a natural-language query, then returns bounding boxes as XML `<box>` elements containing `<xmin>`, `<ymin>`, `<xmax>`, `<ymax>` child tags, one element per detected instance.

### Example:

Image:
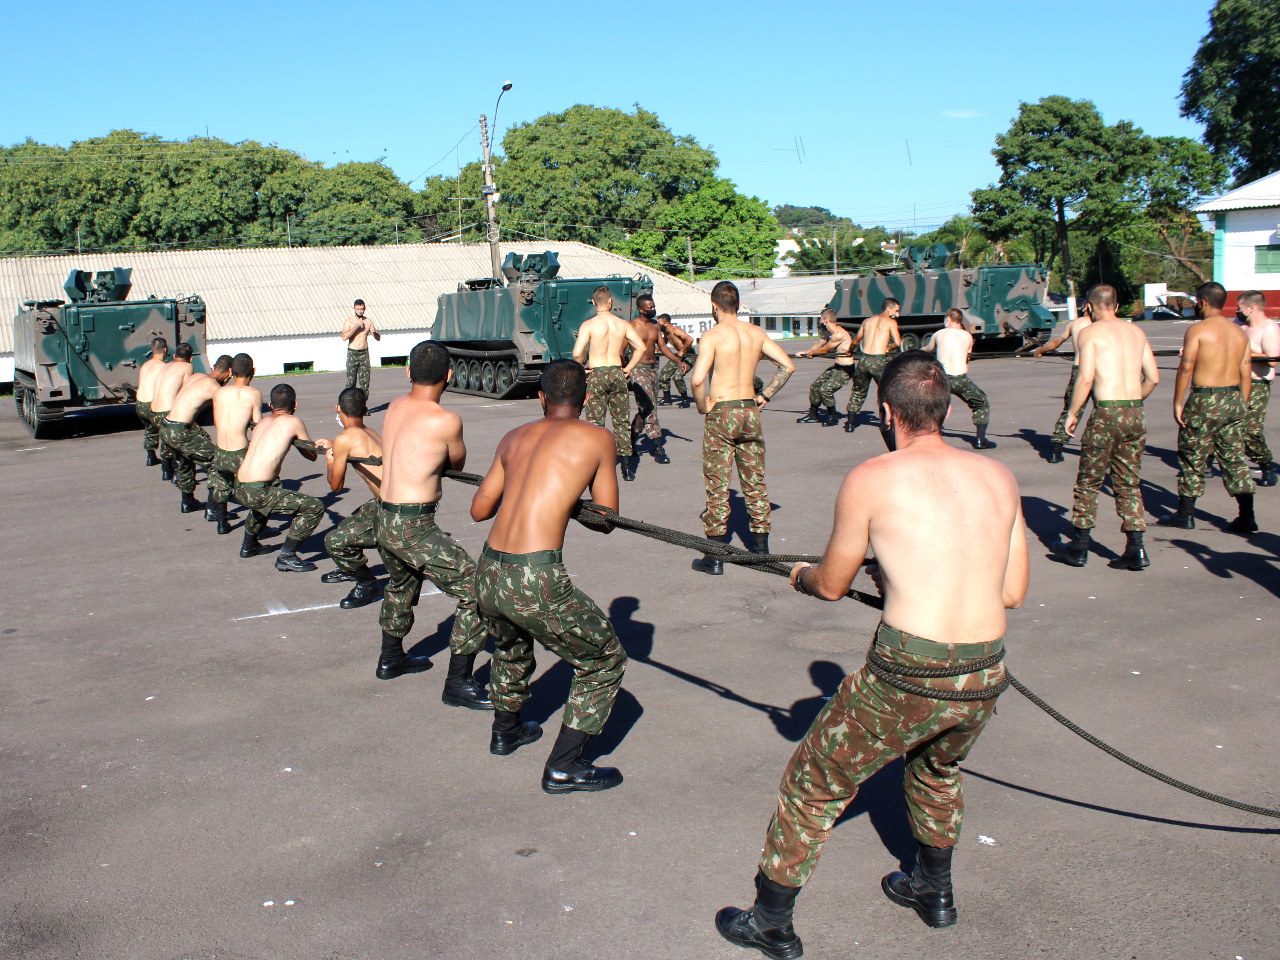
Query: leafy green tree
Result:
<box><xmin>783</xmin><ymin>223</ymin><xmax>900</xmax><ymax>275</ymax></box>
<box><xmin>1180</xmin><ymin>0</ymin><xmax>1280</xmax><ymax>184</ymax></box>
<box><xmin>772</xmin><ymin>205</ymin><xmax>853</xmax><ymax>230</ymax></box>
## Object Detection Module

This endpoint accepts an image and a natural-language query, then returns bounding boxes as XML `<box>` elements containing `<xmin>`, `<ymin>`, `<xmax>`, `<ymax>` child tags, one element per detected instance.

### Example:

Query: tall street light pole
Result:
<box><xmin>480</xmin><ymin>81</ymin><xmax>513</xmax><ymax>282</ymax></box>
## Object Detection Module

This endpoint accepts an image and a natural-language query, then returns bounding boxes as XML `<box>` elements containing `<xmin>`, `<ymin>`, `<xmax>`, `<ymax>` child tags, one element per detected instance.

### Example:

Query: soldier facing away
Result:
<box><xmin>1056</xmin><ymin>284</ymin><xmax>1160</xmax><ymax>570</ymax></box>
<box><xmin>844</xmin><ymin>298</ymin><xmax>903</xmax><ymax>432</ymax></box>
<box><xmin>572</xmin><ymin>286</ymin><xmax>646</xmax><ymax>480</ymax></box>
<box><xmin>342</xmin><ymin>298</ymin><xmax>380</xmax><ymax>395</ymax></box>
<box><xmin>1034</xmin><ymin>305</ymin><xmax>1094</xmax><ymax>463</ymax></box>
<box><xmin>1237</xmin><ymin>290</ymin><xmax>1278</xmax><ymax>487</ymax></box>
<box><xmin>1158</xmin><ymin>281</ymin><xmax>1258</xmax><ymax>533</ymax></box>
<box><xmin>372</xmin><ymin>342</ymin><xmax>492</xmax><ymax>705</ymax></box>
<box><xmin>135</xmin><ymin>337</ymin><xmax>168</xmax><ymax>467</ymax></box>
<box><xmin>925</xmin><ymin>308</ymin><xmax>997</xmax><ymax>449</ymax></box>
<box><xmin>656</xmin><ymin>314</ymin><xmax>695</xmax><ymax>407</ymax></box>
<box><xmin>715</xmin><ymin>352</ymin><xmax>1028</xmax><ymax>957</ymax></box>
<box><xmin>470</xmin><ymin>359</ymin><xmax>628</xmax><ymax>793</ymax></box>
<box><xmin>209</xmin><ymin>353</ymin><xmax>261</xmax><ymax>536</ymax></box>
<box><xmin>150</xmin><ymin>342</ymin><xmax>197</xmax><ymax>483</ymax></box>
<box><xmin>163</xmin><ymin>354</ymin><xmax>234</xmax><ymax>515</ymax></box>
<box><xmin>689</xmin><ymin>280</ymin><xmax>794</xmax><ymax>572</ymax></box>
<box><xmin>795</xmin><ymin>309</ymin><xmax>854</xmax><ymax>427</ymax></box>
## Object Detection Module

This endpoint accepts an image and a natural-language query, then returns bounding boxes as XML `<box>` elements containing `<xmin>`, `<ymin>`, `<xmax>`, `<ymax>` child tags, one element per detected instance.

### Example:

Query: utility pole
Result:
<box><xmin>686</xmin><ymin>236</ymin><xmax>695</xmax><ymax>283</ymax></box>
<box><xmin>77</xmin><ymin>226</ymin><xmax>82</xmax><ymax>255</ymax></box>
<box><xmin>479</xmin><ymin>114</ymin><xmax>502</xmax><ymax>281</ymax></box>
<box><xmin>286</xmin><ymin>214</ymin><xmax>292</xmax><ymax>248</ymax></box>
<box><xmin>832</xmin><ymin>226</ymin><xmax>837</xmax><ymax>275</ymax></box>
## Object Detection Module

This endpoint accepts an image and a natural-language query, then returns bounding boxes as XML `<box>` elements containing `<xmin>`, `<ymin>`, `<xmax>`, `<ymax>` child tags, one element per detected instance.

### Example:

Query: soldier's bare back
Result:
<box><xmin>151</xmin><ymin>359</ymin><xmax>193</xmax><ymax>412</ymax></box>
<box><xmin>214</xmin><ymin>383</ymin><xmax>262</xmax><ymax>451</ymax></box>
<box><xmin>693</xmin><ymin>319</ymin><xmax>793</xmax><ymax>411</ymax></box>
<box><xmin>379</xmin><ymin>392</ymin><xmax>465</xmax><ymax>505</ymax></box>
<box><xmin>238</xmin><ymin>412</ymin><xmax>312</xmax><ymax>483</ymax></box>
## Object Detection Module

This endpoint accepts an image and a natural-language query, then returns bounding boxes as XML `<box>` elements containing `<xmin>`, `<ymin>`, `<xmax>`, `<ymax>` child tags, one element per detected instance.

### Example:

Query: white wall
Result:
<box><xmin>208</xmin><ymin>330</ymin><xmax>432</xmax><ymax>376</ymax></box>
<box><xmin>1</xmin><ymin>354</ymin><xmax>12</xmax><ymax>382</ymax></box>
<box><xmin>1223</xmin><ymin>207</ymin><xmax>1280</xmax><ymax>291</ymax></box>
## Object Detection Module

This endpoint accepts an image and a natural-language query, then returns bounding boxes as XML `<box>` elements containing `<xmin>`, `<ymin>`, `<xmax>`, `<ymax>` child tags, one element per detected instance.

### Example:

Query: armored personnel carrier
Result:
<box><xmin>433</xmin><ymin>251</ymin><xmax>654</xmax><ymax>398</ymax></box>
<box><xmin>824</xmin><ymin>244</ymin><xmax>1056</xmax><ymax>352</ymax></box>
<box><xmin>12</xmin><ymin>268</ymin><xmax>208</xmax><ymax>437</ymax></box>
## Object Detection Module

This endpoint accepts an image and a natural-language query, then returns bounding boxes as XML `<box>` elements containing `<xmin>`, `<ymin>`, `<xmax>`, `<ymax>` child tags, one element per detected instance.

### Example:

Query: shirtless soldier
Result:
<box><xmin>235</xmin><ymin>384</ymin><xmax>325</xmax><ymax>572</ymax></box>
<box><xmin>1158</xmin><ymin>281</ymin><xmax>1257</xmax><ymax>533</ymax></box>
<box><xmin>1057</xmin><ymin>285</ymin><xmax>1160</xmax><ymax>570</ymax></box>
<box><xmin>151</xmin><ymin>342</ymin><xmax>197</xmax><ymax>483</ymax></box>
<box><xmin>135</xmin><ymin>337</ymin><xmax>168</xmax><ymax>467</ymax></box>
<box><xmin>315</xmin><ymin>387</ymin><xmax>384</xmax><ymax>610</ymax></box>
<box><xmin>926</xmin><ymin>308</ymin><xmax>997</xmax><ymax>448</ymax></box>
<box><xmin>690</xmin><ymin>281</ymin><xmax>794</xmax><ymax>571</ymax></box>
<box><xmin>342</xmin><ymin>299</ymin><xmax>380</xmax><ymax>395</ymax></box>
<box><xmin>162</xmin><ymin>354</ymin><xmax>234</xmax><ymax>514</ymax></box>
<box><xmin>373</xmin><ymin>342</ymin><xmax>491</xmax><ymax>704</ymax></box>
<box><xmin>656</xmin><ymin>314</ymin><xmax>695</xmax><ymax>407</ymax></box>
<box><xmin>796</xmin><ymin>309</ymin><xmax>854</xmax><ymax>426</ymax></box>
<box><xmin>209</xmin><ymin>354</ymin><xmax>261</xmax><ymax>536</ymax></box>
<box><xmin>628</xmin><ymin>294</ymin><xmax>687</xmax><ymax>466</ymax></box>
<box><xmin>1237</xmin><ymin>290</ymin><xmax>1278</xmax><ymax>487</ymax></box>
<box><xmin>470</xmin><ymin>359</ymin><xmax>627</xmax><ymax>793</ymax></box>
<box><xmin>844</xmin><ymin>298</ymin><xmax>903</xmax><ymax>432</ymax></box>
<box><xmin>715</xmin><ymin>352</ymin><xmax>1028</xmax><ymax>956</ymax></box>
<box><xmin>1034</xmin><ymin>304</ymin><xmax>1094</xmax><ymax>462</ymax></box>
<box><xmin>572</xmin><ymin>286</ymin><xmax>646</xmax><ymax>480</ymax></box>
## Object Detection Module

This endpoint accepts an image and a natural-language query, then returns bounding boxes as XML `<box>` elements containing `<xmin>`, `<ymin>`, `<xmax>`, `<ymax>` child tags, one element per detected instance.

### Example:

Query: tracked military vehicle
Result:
<box><xmin>12</xmin><ymin>268</ymin><xmax>208</xmax><ymax>437</ymax></box>
<box><xmin>433</xmin><ymin>251</ymin><xmax>654</xmax><ymax>398</ymax></box>
<box><xmin>824</xmin><ymin>244</ymin><xmax>1055</xmax><ymax>352</ymax></box>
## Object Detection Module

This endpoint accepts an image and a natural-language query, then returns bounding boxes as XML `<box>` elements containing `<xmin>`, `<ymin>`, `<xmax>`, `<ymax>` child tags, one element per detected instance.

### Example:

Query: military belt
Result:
<box><xmin>162</xmin><ymin>417</ymin><xmax>194</xmax><ymax>426</ymax></box>
<box><xmin>711</xmin><ymin>399</ymin><xmax>757</xmax><ymax>411</ymax></box>
<box><xmin>874</xmin><ymin>622</ymin><xmax>1004</xmax><ymax>661</ymax></box>
<box><xmin>481</xmin><ymin>544</ymin><xmax>563</xmax><ymax>566</ymax></box>
<box><xmin>1094</xmin><ymin>399</ymin><xmax>1143</xmax><ymax>407</ymax></box>
<box><xmin>380</xmin><ymin>500</ymin><xmax>438</xmax><ymax>516</ymax></box>
<box><xmin>591</xmin><ymin>365</ymin><xmax>622</xmax><ymax>371</ymax></box>
<box><xmin>1190</xmin><ymin>385</ymin><xmax>1238</xmax><ymax>393</ymax></box>
<box><xmin>238</xmin><ymin>480</ymin><xmax>276</xmax><ymax>489</ymax></box>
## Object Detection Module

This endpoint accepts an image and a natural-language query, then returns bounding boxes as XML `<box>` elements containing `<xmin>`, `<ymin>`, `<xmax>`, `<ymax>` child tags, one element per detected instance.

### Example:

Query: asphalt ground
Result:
<box><xmin>2</xmin><ymin>328</ymin><xmax>1277</xmax><ymax>960</ymax></box>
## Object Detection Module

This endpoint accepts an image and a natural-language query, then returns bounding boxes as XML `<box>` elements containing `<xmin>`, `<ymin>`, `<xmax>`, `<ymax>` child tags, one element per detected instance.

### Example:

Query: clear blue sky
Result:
<box><xmin>3</xmin><ymin>0</ymin><xmax>1215</xmax><ymax>232</ymax></box>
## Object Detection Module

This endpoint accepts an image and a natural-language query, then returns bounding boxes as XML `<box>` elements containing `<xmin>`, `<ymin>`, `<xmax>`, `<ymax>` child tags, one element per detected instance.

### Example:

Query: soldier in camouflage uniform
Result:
<box><xmin>341</xmin><ymin>299</ymin><xmax>379</xmax><ymax>395</ymax></box>
<box><xmin>135</xmin><ymin>337</ymin><xmax>169</xmax><ymax>466</ymax></box>
<box><xmin>208</xmin><ymin>353</ymin><xmax>261</xmax><ymax>536</ymax></box>
<box><xmin>1035</xmin><ymin>307</ymin><xmax>1094</xmax><ymax>462</ymax></box>
<box><xmin>470</xmin><ymin>359</ymin><xmax>627</xmax><ymax>792</ymax></box>
<box><xmin>1237</xmin><ymin>290</ymin><xmax>1278</xmax><ymax>487</ymax></box>
<box><xmin>573</xmin><ymin>286</ymin><xmax>646</xmax><ymax>479</ymax></box>
<box><xmin>656</xmin><ymin>314</ymin><xmax>696</xmax><ymax>406</ymax></box>
<box><xmin>583</xmin><ymin>366</ymin><xmax>633</xmax><ymax>456</ymax></box>
<box><xmin>716</xmin><ymin>353</ymin><xmax>1028</xmax><ymax>956</ymax></box>
<box><xmin>843</xmin><ymin>299</ymin><xmax>903</xmax><ymax>432</ymax></box>
<box><xmin>796</xmin><ymin>310</ymin><xmax>854</xmax><ymax>426</ymax></box>
<box><xmin>161</xmin><ymin>355</ymin><xmax>234</xmax><ymax>513</ymax></box>
<box><xmin>926</xmin><ymin>310</ymin><xmax>997</xmax><ymax>448</ymax></box>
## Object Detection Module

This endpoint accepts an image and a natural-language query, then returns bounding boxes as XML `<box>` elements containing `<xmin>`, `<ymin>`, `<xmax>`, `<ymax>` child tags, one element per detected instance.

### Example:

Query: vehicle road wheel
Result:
<box><xmin>481</xmin><ymin>361</ymin><xmax>497</xmax><ymax>396</ymax></box>
<box><xmin>454</xmin><ymin>360</ymin><xmax>472</xmax><ymax>391</ymax></box>
<box><xmin>899</xmin><ymin>333</ymin><xmax>920</xmax><ymax>352</ymax></box>
<box><xmin>495</xmin><ymin>361</ymin><xmax>514</xmax><ymax>396</ymax></box>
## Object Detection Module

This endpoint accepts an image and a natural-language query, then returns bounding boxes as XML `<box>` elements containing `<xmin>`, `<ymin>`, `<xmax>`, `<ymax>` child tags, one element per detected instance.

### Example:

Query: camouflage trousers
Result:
<box><xmin>702</xmin><ymin>400</ymin><xmax>769</xmax><ymax>536</ymax></box>
<box><xmin>236</xmin><ymin>479</ymin><xmax>325</xmax><ymax>541</ymax></box>
<box><xmin>584</xmin><ymin>365</ymin><xmax>633</xmax><ymax>455</ymax></box>
<box><xmin>160</xmin><ymin>419</ymin><xmax>215</xmax><ymax>494</ymax></box>
<box><xmin>1071</xmin><ymin>402</ymin><xmax>1147</xmax><ymax>532</ymax></box>
<box><xmin>375</xmin><ymin>501</ymin><xmax>486</xmax><ymax>653</ymax></box>
<box><xmin>947</xmin><ymin>373</ymin><xmax>991</xmax><ymax>426</ymax></box>
<box><xmin>209</xmin><ymin>446</ymin><xmax>246</xmax><ymax>505</ymax></box>
<box><xmin>1176</xmin><ymin>387</ymin><xmax>1255</xmax><ymax>499</ymax></box>
<box><xmin>658</xmin><ymin>348</ymin><xmax>696</xmax><ymax>394</ymax></box>
<box><xmin>325</xmin><ymin>497</ymin><xmax>378</xmax><ymax>577</ymax></box>
<box><xmin>808</xmin><ymin>364</ymin><xmax>853</xmax><ymax>408</ymax></box>
<box><xmin>475</xmin><ymin>544</ymin><xmax>626</xmax><ymax>736</ymax></box>
<box><xmin>136</xmin><ymin>401</ymin><xmax>159</xmax><ymax>453</ymax></box>
<box><xmin>151</xmin><ymin>409</ymin><xmax>177</xmax><ymax>463</ymax></box>
<box><xmin>1051</xmin><ymin>365</ymin><xmax>1088</xmax><ymax>447</ymax></box>
<box><xmin>1243</xmin><ymin>379</ymin><xmax>1272</xmax><ymax>466</ymax></box>
<box><xmin>759</xmin><ymin>623</ymin><xmax>1005</xmax><ymax>888</ymax></box>
<box><xmin>346</xmin><ymin>348</ymin><xmax>371</xmax><ymax>395</ymax></box>
<box><xmin>628</xmin><ymin>364</ymin><xmax>662</xmax><ymax>442</ymax></box>
<box><xmin>847</xmin><ymin>353</ymin><xmax>890</xmax><ymax>415</ymax></box>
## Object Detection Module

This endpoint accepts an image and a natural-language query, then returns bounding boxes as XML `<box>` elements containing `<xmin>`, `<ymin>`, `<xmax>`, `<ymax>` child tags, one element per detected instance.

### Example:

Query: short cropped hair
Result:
<box><xmin>150</xmin><ymin>337</ymin><xmax>168</xmax><ymax>354</ymax></box>
<box><xmin>711</xmin><ymin>280</ymin><xmax>740</xmax><ymax>313</ymax></box>
<box><xmin>1196</xmin><ymin>281</ymin><xmax>1227</xmax><ymax>310</ymax></box>
<box><xmin>270</xmin><ymin>383</ymin><xmax>296</xmax><ymax>411</ymax></box>
<box><xmin>212</xmin><ymin>354</ymin><xmax>234</xmax><ymax>374</ymax></box>
<box><xmin>945</xmin><ymin>308</ymin><xmax>964</xmax><ymax>324</ymax></box>
<box><xmin>174</xmin><ymin>343</ymin><xmax>194</xmax><ymax>361</ymax></box>
<box><xmin>338</xmin><ymin>386</ymin><xmax>367</xmax><ymax>417</ymax></box>
<box><xmin>636</xmin><ymin>293</ymin><xmax>655</xmax><ymax>305</ymax></box>
<box><xmin>541</xmin><ymin>359</ymin><xmax>588</xmax><ymax>409</ymax></box>
<box><xmin>1086</xmin><ymin>284</ymin><xmax>1117</xmax><ymax>311</ymax></box>
<box><xmin>231</xmin><ymin>353</ymin><xmax>254</xmax><ymax>378</ymax></box>
<box><xmin>878</xmin><ymin>351</ymin><xmax>949</xmax><ymax>436</ymax></box>
<box><xmin>656</xmin><ymin>312</ymin><xmax>671</xmax><ymax>323</ymax></box>
<box><xmin>592</xmin><ymin>285</ymin><xmax>613</xmax><ymax>308</ymax></box>
<box><xmin>821</xmin><ymin>308</ymin><xmax>837</xmax><ymax>321</ymax></box>
<box><xmin>1238</xmin><ymin>289</ymin><xmax>1267</xmax><ymax>310</ymax></box>
<box><xmin>409</xmin><ymin>340</ymin><xmax>450</xmax><ymax>386</ymax></box>
<box><xmin>354</xmin><ymin>299</ymin><xmax>365</xmax><ymax>307</ymax></box>
<box><xmin>880</xmin><ymin>298</ymin><xmax>901</xmax><ymax>312</ymax></box>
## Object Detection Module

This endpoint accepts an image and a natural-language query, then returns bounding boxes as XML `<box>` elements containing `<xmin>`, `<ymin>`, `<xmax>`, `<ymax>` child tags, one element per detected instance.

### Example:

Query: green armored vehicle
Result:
<box><xmin>12</xmin><ymin>268</ymin><xmax>208</xmax><ymax>437</ymax></box>
<box><xmin>824</xmin><ymin>243</ymin><xmax>1056</xmax><ymax>352</ymax></box>
<box><xmin>434</xmin><ymin>251</ymin><xmax>654</xmax><ymax>398</ymax></box>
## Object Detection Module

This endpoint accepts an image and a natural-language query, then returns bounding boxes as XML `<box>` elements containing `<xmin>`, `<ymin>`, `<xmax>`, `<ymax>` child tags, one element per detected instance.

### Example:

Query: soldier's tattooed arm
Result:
<box><xmin>758</xmin><ymin>338</ymin><xmax>796</xmax><ymax>403</ymax></box>
<box><xmin>760</xmin><ymin>363</ymin><xmax>792</xmax><ymax>403</ymax></box>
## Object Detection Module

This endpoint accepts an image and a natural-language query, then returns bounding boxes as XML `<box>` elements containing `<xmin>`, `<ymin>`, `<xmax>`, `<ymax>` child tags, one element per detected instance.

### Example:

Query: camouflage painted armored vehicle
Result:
<box><xmin>433</xmin><ymin>251</ymin><xmax>654</xmax><ymax>398</ymax></box>
<box><xmin>824</xmin><ymin>243</ymin><xmax>1056</xmax><ymax>352</ymax></box>
<box><xmin>12</xmin><ymin>268</ymin><xmax>208</xmax><ymax>437</ymax></box>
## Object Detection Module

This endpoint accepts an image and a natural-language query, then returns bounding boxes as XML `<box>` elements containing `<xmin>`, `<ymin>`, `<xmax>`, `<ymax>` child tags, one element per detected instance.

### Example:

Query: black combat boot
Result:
<box><xmin>1158</xmin><ymin>496</ymin><xmax>1196</xmax><ymax>529</ymax></box>
<box><xmin>204</xmin><ymin>502</ymin><xmax>219</xmax><ymax>522</ymax></box>
<box><xmin>843</xmin><ymin>415</ymin><xmax>857</xmax><ymax>433</ymax></box>
<box><xmin>820</xmin><ymin>406</ymin><xmax>839</xmax><ymax>427</ymax></box>
<box><xmin>658</xmin><ymin>387</ymin><xmax>673</xmax><ymax>406</ymax></box>
<box><xmin>714</xmin><ymin>871</ymin><xmax>803</xmax><ymax>960</ymax></box>
<box><xmin>490</xmin><ymin>710</ymin><xmax>542</xmax><ymax>755</ymax></box>
<box><xmin>321</xmin><ymin>568</ymin><xmax>358</xmax><ymax>584</ymax></box>
<box><xmin>146</xmin><ymin>450</ymin><xmax>159</xmax><ymax>467</ymax></box>
<box><xmin>339</xmin><ymin>577</ymin><xmax>380</xmax><ymax>609</ymax></box>
<box><xmin>882</xmin><ymin>844</ymin><xmax>958</xmax><ymax>928</ymax></box>
<box><xmin>376</xmin><ymin>629</ymin><xmax>432</xmax><ymax>680</ymax></box>
<box><xmin>160</xmin><ymin>458</ymin><xmax>174</xmax><ymax>482</ymax></box>
<box><xmin>747</xmin><ymin>532</ymin><xmax>769</xmax><ymax>554</ymax></box>
<box><xmin>678</xmin><ymin>391</ymin><xmax>692</xmax><ymax>408</ymax></box>
<box><xmin>1108</xmin><ymin>530</ymin><xmax>1150</xmax><ymax>570</ymax></box>
<box><xmin>653</xmin><ymin>438</ymin><xmax>671</xmax><ymax>464</ymax></box>
<box><xmin>1228</xmin><ymin>494</ymin><xmax>1259</xmax><ymax>534</ymax></box>
<box><xmin>441</xmin><ymin>652</ymin><xmax>494</xmax><ymax>710</ymax></box>
<box><xmin>275</xmin><ymin>537</ymin><xmax>317</xmax><ymax>572</ymax></box>
<box><xmin>693</xmin><ymin>533</ymin><xmax>731</xmax><ymax>576</ymax></box>
<box><xmin>975</xmin><ymin>424</ymin><xmax>997</xmax><ymax>449</ymax></box>
<box><xmin>1054</xmin><ymin>525</ymin><xmax>1091</xmax><ymax>566</ymax></box>
<box><xmin>796</xmin><ymin>405</ymin><xmax>823</xmax><ymax>424</ymax></box>
<box><xmin>239</xmin><ymin>530</ymin><xmax>264</xmax><ymax>558</ymax></box>
<box><xmin>1047</xmin><ymin>442</ymin><xmax>1065</xmax><ymax>464</ymax></box>
<box><xmin>541</xmin><ymin>725</ymin><xmax>622</xmax><ymax>793</ymax></box>
<box><xmin>620</xmin><ymin>455</ymin><xmax>637</xmax><ymax>481</ymax></box>
<box><xmin>1259</xmin><ymin>463</ymin><xmax>1278</xmax><ymax>487</ymax></box>
<box><xmin>214</xmin><ymin>502</ymin><xmax>232</xmax><ymax>536</ymax></box>
<box><xmin>180</xmin><ymin>491</ymin><xmax>202</xmax><ymax>513</ymax></box>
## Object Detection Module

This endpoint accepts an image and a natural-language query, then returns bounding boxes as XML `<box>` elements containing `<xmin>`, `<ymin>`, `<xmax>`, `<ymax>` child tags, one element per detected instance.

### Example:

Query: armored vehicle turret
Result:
<box><xmin>12</xmin><ymin>268</ymin><xmax>208</xmax><ymax>437</ymax></box>
<box><xmin>824</xmin><ymin>244</ymin><xmax>1056</xmax><ymax>352</ymax></box>
<box><xmin>433</xmin><ymin>251</ymin><xmax>654</xmax><ymax>398</ymax></box>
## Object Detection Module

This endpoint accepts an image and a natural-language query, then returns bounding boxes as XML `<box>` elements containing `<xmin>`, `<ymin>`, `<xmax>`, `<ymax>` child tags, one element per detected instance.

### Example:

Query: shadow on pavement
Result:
<box><xmin>831</xmin><ymin>757</ymin><xmax>919</xmax><ymax>871</ymax></box>
<box><xmin>1165</xmin><ymin>536</ymin><xmax>1280</xmax><ymax>599</ymax></box>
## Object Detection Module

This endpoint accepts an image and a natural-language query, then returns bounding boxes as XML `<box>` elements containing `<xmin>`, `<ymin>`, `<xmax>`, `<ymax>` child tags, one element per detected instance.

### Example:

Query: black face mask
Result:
<box><xmin>879</xmin><ymin>405</ymin><xmax>896</xmax><ymax>451</ymax></box>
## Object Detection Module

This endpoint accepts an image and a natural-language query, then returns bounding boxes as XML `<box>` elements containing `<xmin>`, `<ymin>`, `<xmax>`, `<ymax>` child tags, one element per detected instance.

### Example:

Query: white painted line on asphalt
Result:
<box><xmin>16</xmin><ymin>447</ymin><xmax>46</xmax><ymax>452</ymax></box>
<box><xmin>475</xmin><ymin>402</ymin><xmax>517</xmax><ymax>408</ymax></box>
<box><xmin>232</xmin><ymin>602</ymin><xmax>342</xmax><ymax>621</ymax></box>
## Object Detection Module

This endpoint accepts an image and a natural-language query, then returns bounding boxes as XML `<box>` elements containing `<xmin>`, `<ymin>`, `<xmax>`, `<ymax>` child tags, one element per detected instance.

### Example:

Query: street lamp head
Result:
<box><xmin>501</xmin><ymin>82</ymin><xmax>513</xmax><ymax>92</ymax></box>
